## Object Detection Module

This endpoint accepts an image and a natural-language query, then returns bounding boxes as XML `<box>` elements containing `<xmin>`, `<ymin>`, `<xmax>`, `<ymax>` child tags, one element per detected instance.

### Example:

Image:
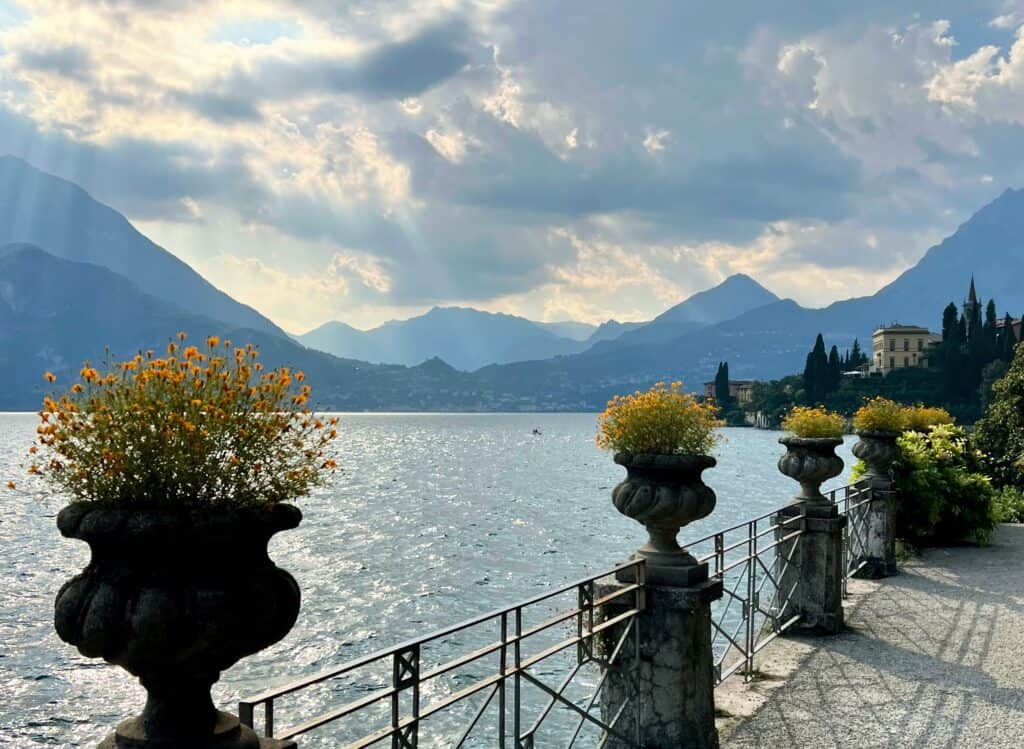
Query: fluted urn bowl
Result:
<box><xmin>54</xmin><ymin>502</ymin><xmax>302</xmax><ymax>748</ymax></box>
<box><xmin>778</xmin><ymin>436</ymin><xmax>844</xmax><ymax>506</ymax></box>
<box><xmin>852</xmin><ymin>430</ymin><xmax>900</xmax><ymax>481</ymax></box>
<box><xmin>612</xmin><ymin>452</ymin><xmax>716</xmax><ymax>582</ymax></box>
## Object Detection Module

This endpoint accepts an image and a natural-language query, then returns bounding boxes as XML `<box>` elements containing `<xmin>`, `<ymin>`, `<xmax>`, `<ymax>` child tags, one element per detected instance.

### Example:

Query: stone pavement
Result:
<box><xmin>718</xmin><ymin>524</ymin><xmax>1024</xmax><ymax>748</ymax></box>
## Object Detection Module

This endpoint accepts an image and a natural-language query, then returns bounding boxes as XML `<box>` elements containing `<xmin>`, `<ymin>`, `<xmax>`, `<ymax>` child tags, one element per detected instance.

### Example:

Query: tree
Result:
<box><xmin>974</xmin><ymin>343</ymin><xmax>1024</xmax><ymax>490</ymax></box>
<box><xmin>714</xmin><ymin>361</ymin><xmax>732</xmax><ymax>409</ymax></box>
<box><xmin>828</xmin><ymin>345</ymin><xmax>842</xmax><ymax>392</ymax></box>
<box><xmin>979</xmin><ymin>359</ymin><xmax>1009</xmax><ymax>409</ymax></box>
<box><xmin>802</xmin><ymin>334</ymin><xmax>830</xmax><ymax>404</ymax></box>
<box><xmin>850</xmin><ymin>338</ymin><xmax>865</xmax><ymax>368</ymax></box>
<box><xmin>984</xmin><ymin>299</ymin><xmax>999</xmax><ymax>347</ymax></box>
<box><xmin>999</xmin><ymin>314</ymin><xmax>1018</xmax><ymax>362</ymax></box>
<box><xmin>941</xmin><ymin>302</ymin><xmax>959</xmax><ymax>343</ymax></box>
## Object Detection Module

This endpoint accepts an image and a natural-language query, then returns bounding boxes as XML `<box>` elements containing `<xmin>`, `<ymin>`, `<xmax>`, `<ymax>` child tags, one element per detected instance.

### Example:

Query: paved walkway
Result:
<box><xmin>720</xmin><ymin>524</ymin><xmax>1024</xmax><ymax>749</ymax></box>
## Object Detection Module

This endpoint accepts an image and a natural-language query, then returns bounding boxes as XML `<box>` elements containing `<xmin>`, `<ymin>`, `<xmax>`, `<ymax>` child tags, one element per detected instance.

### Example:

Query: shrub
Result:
<box><xmin>902</xmin><ymin>405</ymin><xmax>955</xmax><ymax>433</ymax></box>
<box><xmin>597</xmin><ymin>381</ymin><xmax>722</xmax><ymax>455</ymax></box>
<box><xmin>992</xmin><ymin>486</ymin><xmax>1024</xmax><ymax>524</ymax></box>
<box><xmin>853</xmin><ymin>397</ymin><xmax>905</xmax><ymax>433</ymax></box>
<box><xmin>973</xmin><ymin>343</ymin><xmax>1024</xmax><ymax>491</ymax></box>
<box><xmin>893</xmin><ymin>424</ymin><xmax>995</xmax><ymax>545</ymax></box>
<box><xmin>23</xmin><ymin>334</ymin><xmax>338</xmax><ymax>507</ymax></box>
<box><xmin>781</xmin><ymin>406</ymin><xmax>845</xmax><ymax>438</ymax></box>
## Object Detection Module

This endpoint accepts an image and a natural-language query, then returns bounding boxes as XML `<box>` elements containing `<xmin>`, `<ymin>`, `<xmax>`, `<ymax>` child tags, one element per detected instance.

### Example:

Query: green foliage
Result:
<box><xmin>973</xmin><ymin>342</ymin><xmax>1024</xmax><ymax>491</ymax></box>
<box><xmin>893</xmin><ymin>424</ymin><xmax>995</xmax><ymax>545</ymax></box>
<box><xmin>992</xmin><ymin>486</ymin><xmax>1024</xmax><ymax>524</ymax></box>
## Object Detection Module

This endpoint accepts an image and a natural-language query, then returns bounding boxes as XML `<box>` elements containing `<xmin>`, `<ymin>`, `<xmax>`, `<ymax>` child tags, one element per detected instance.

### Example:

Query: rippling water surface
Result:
<box><xmin>0</xmin><ymin>413</ymin><xmax>854</xmax><ymax>747</ymax></box>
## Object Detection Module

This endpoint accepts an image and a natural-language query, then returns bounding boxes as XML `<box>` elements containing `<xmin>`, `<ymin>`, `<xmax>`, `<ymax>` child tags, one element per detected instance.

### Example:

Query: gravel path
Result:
<box><xmin>722</xmin><ymin>524</ymin><xmax>1024</xmax><ymax>749</ymax></box>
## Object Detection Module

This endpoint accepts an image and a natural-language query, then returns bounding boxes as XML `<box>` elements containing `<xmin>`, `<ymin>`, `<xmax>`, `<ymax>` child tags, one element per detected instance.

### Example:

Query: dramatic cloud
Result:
<box><xmin>0</xmin><ymin>0</ymin><xmax>1021</xmax><ymax>331</ymax></box>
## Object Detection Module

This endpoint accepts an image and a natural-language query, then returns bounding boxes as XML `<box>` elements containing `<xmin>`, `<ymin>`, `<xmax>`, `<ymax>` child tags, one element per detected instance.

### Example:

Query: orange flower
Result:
<box><xmin>206</xmin><ymin>336</ymin><xmax>220</xmax><ymax>348</ymax></box>
<box><xmin>44</xmin><ymin>371</ymin><xmax>57</xmax><ymax>383</ymax></box>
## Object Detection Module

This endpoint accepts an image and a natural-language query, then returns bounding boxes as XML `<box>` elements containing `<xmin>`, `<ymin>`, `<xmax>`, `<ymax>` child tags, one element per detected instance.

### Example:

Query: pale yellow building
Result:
<box><xmin>871</xmin><ymin>324</ymin><xmax>938</xmax><ymax>374</ymax></box>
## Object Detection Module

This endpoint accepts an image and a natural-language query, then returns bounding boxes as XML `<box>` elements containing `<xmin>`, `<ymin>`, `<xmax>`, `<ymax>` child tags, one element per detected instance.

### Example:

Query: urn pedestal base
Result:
<box><xmin>98</xmin><ymin>711</ymin><xmax>297</xmax><ymax>749</ymax></box>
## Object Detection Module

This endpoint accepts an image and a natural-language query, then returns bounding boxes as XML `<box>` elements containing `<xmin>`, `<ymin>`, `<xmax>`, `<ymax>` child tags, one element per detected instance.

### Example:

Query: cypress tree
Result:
<box><xmin>828</xmin><ymin>345</ymin><xmax>842</xmax><ymax>393</ymax></box>
<box><xmin>714</xmin><ymin>362</ymin><xmax>732</xmax><ymax>408</ymax></box>
<box><xmin>850</xmin><ymin>338</ymin><xmax>864</xmax><ymax>368</ymax></box>
<box><xmin>803</xmin><ymin>334</ymin><xmax>829</xmax><ymax>403</ymax></box>
<box><xmin>1000</xmin><ymin>314</ymin><xmax>1017</xmax><ymax>362</ymax></box>
<box><xmin>941</xmin><ymin>303</ymin><xmax>959</xmax><ymax>343</ymax></box>
<box><xmin>985</xmin><ymin>299</ymin><xmax>999</xmax><ymax>345</ymax></box>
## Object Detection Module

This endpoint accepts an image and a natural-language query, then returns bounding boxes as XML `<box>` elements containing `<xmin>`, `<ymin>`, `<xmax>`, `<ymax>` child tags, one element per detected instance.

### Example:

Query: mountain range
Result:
<box><xmin>298</xmin><ymin>274</ymin><xmax>778</xmax><ymax>371</ymax></box>
<box><xmin>2</xmin><ymin>155</ymin><xmax>1023</xmax><ymax>410</ymax></box>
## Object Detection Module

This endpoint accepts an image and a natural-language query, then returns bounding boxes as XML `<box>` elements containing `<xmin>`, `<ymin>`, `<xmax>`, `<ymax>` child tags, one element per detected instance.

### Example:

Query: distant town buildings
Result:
<box><xmin>871</xmin><ymin>277</ymin><xmax>1020</xmax><ymax>376</ymax></box>
<box><xmin>702</xmin><ymin>379</ymin><xmax>755</xmax><ymax>404</ymax></box>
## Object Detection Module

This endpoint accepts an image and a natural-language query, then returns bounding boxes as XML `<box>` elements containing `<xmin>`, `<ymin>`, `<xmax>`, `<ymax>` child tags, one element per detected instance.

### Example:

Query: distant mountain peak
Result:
<box><xmin>0</xmin><ymin>156</ymin><xmax>286</xmax><ymax>338</ymax></box>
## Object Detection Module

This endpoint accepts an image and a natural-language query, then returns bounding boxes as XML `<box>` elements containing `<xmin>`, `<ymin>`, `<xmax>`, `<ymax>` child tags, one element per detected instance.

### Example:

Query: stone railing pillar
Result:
<box><xmin>852</xmin><ymin>431</ymin><xmax>900</xmax><ymax>579</ymax></box>
<box><xmin>600</xmin><ymin>563</ymin><xmax>723</xmax><ymax>749</ymax></box>
<box><xmin>776</xmin><ymin>503</ymin><xmax>846</xmax><ymax>635</ymax></box>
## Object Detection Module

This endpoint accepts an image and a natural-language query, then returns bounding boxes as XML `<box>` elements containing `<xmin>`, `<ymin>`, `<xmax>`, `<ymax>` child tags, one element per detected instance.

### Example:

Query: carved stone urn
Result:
<box><xmin>54</xmin><ymin>502</ymin><xmax>302</xmax><ymax>748</ymax></box>
<box><xmin>612</xmin><ymin>452</ymin><xmax>716</xmax><ymax>586</ymax></box>
<box><xmin>852</xmin><ymin>431</ymin><xmax>900</xmax><ymax>485</ymax></box>
<box><xmin>778</xmin><ymin>437</ymin><xmax>845</xmax><ymax>513</ymax></box>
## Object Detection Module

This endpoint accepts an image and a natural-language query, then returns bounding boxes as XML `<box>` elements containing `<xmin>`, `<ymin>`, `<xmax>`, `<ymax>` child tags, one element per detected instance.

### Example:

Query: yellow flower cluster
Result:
<box><xmin>853</xmin><ymin>397</ymin><xmax>955</xmax><ymax>434</ymax></box>
<box><xmin>596</xmin><ymin>382</ymin><xmax>722</xmax><ymax>455</ymax></box>
<box><xmin>782</xmin><ymin>406</ymin><xmax>845</xmax><ymax>438</ymax></box>
<box><xmin>902</xmin><ymin>405</ymin><xmax>955</xmax><ymax>433</ymax></box>
<box><xmin>852</xmin><ymin>397</ymin><xmax>907</xmax><ymax>433</ymax></box>
<box><xmin>27</xmin><ymin>333</ymin><xmax>339</xmax><ymax>507</ymax></box>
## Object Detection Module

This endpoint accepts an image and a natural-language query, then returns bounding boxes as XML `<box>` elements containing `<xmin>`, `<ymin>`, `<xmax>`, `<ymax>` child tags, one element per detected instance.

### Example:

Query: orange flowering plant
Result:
<box><xmin>596</xmin><ymin>381</ymin><xmax>723</xmax><ymax>455</ymax></box>
<box><xmin>23</xmin><ymin>333</ymin><xmax>338</xmax><ymax>507</ymax></box>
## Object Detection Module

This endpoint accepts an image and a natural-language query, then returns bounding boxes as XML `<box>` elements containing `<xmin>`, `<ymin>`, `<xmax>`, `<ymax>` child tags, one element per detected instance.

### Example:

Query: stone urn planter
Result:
<box><xmin>54</xmin><ymin>502</ymin><xmax>302</xmax><ymax>749</ymax></box>
<box><xmin>852</xmin><ymin>430</ymin><xmax>900</xmax><ymax>485</ymax></box>
<box><xmin>612</xmin><ymin>452</ymin><xmax>716</xmax><ymax>585</ymax></box>
<box><xmin>778</xmin><ymin>437</ymin><xmax>845</xmax><ymax>513</ymax></box>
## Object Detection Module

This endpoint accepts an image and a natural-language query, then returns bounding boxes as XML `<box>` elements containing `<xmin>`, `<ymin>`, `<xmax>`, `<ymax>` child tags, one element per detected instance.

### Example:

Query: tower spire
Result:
<box><xmin>968</xmin><ymin>275</ymin><xmax>978</xmax><ymax>305</ymax></box>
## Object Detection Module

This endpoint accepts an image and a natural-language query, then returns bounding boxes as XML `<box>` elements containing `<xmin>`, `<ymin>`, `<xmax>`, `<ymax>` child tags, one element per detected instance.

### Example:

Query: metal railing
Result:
<box><xmin>833</xmin><ymin>478</ymin><xmax>874</xmax><ymax>595</ymax></box>
<box><xmin>239</xmin><ymin>478</ymin><xmax>881</xmax><ymax>743</ymax></box>
<box><xmin>239</xmin><ymin>560</ymin><xmax>645</xmax><ymax>748</ymax></box>
<box><xmin>681</xmin><ymin>478</ymin><xmax>877</xmax><ymax>687</ymax></box>
<box><xmin>681</xmin><ymin>505</ymin><xmax>806</xmax><ymax>686</ymax></box>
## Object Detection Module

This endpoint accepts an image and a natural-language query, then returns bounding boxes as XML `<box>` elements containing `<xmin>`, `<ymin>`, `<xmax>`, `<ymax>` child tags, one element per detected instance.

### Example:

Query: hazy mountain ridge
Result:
<box><xmin>469</xmin><ymin>189</ymin><xmax>1024</xmax><ymax>406</ymax></box>
<box><xmin>0</xmin><ymin>244</ymin><xmax>489</xmax><ymax>411</ymax></box>
<box><xmin>300</xmin><ymin>275</ymin><xmax>778</xmax><ymax>370</ymax></box>
<box><xmin>300</xmin><ymin>306</ymin><xmax>593</xmax><ymax>371</ymax></box>
<box><xmin>0</xmin><ymin>156</ymin><xmax>285</xmax><ymax>337</ymax></box>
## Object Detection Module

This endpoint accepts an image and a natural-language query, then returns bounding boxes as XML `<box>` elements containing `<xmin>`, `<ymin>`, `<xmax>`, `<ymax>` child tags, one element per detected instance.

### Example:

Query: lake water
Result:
<box><xmin>0</xmin><ymin>413</ymin><xmax>855</xmax><ymax>747</ymax></box>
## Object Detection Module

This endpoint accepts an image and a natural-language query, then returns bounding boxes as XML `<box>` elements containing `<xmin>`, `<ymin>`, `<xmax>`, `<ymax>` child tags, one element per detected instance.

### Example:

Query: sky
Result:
<box><xmin>1</xmin><ymin>1</ymin><xmax>1024</xmax><ymax>333</ymax></box>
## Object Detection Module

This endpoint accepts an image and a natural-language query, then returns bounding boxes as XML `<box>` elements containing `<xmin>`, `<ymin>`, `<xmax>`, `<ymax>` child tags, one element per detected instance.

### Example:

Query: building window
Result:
<box><xmin>889</xmin><ymin>339</ymin><xmax>895</xmax><ymax>351</ymax></box>
<box><xmin>904</xmin><ymin>356</ymin><xmax>909</xmax><ymax>367</ymax></box>
<box><xmin>903</xmin><ymin>339</ymin><xmax>909</xmax><ymax>351</ymax></box>
<box><xmin>917</xmin><ymin>339</ymin><xmax>924</xmax><ymax>352</ymax></box>
<box><xmin>889</xmin><ymin>357</ymin><xmax>895</xmax><ymax>369</ymax></box>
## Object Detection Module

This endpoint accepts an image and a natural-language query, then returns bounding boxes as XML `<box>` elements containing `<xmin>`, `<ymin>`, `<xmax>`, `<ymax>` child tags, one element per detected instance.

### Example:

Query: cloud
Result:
<box><xmin>0</xmin><ymin>0</ymin><xmax>1020</xmax><ymax>332</ymax></box>
<box><xmin>14</xmin><ymin>43</ymin><xmax>93</xmax><ymax>81</ymax></box>
<box><xmin>927</xmin><ymin>25</ymin><xmax>1024</xmax><ymax>124</ymax></box>
<box><xmin>197</xmin><ymin>19</ymin><xmax>475</xmax><ymax>110</ymax></box>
